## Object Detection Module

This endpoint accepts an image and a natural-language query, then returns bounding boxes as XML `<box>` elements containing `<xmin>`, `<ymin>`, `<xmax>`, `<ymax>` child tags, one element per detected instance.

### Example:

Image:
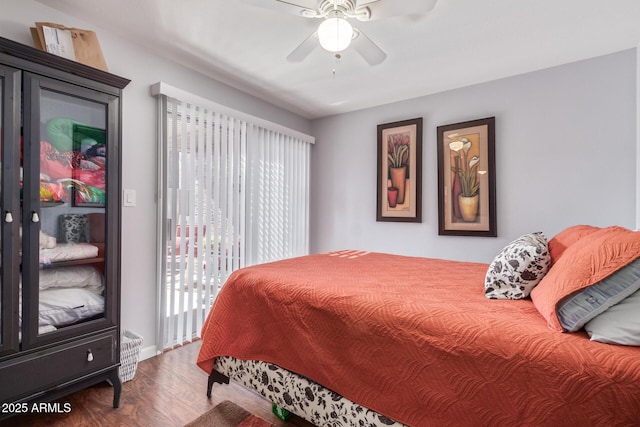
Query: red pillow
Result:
<box><xmin>531</xmin><ymin>226</ymin><xmax>640</xmax><ymax>331</ymax></box>
<box><xmin>548</xmin><ymin>225</ymin><xmax>600</xmax><ymax>265</ymax></box>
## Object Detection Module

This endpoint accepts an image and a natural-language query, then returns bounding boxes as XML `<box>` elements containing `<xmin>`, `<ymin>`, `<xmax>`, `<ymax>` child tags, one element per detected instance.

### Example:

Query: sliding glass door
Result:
<box><xmin>155</xmin><ymin>85</ymin><xmax>312</xmax><ymax>350</ymax></box>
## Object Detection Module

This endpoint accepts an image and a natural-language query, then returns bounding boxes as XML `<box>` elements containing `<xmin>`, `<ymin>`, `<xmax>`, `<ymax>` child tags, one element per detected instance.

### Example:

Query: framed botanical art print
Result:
<box><xmin>437</xmin><ymin>117</ymin><xmax>496</xmax><ymax>236</ymax></box>
<box><xmin>376</xmin><ymin>117</ymin><xmax>423</xmax><ymax>222</ymax></box>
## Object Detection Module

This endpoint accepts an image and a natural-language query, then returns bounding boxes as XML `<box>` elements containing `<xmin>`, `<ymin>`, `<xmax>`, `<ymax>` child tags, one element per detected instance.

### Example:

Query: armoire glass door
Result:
<box><xmin>21</xmin><ymin>74</ymin><xmax>117</xmax><ymax>348</ymax></box>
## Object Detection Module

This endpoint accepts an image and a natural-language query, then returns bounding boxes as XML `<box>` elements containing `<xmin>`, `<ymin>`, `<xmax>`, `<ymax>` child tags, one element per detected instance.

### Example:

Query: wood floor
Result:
<box><xmin>0</xmin><ymin>341</ymin><xmax>315</xmax><ymax>427</ymax></box>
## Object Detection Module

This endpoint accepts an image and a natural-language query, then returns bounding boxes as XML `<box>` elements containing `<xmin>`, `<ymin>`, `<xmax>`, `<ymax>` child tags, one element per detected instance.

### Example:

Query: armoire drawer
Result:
<box><xmin>0</xmin><ymin>331</ymin><xmax>118</xmax><ymax>402</ymax></box>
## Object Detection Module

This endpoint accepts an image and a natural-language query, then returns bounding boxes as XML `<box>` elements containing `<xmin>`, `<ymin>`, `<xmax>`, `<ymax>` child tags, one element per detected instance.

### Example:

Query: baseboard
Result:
<box><xmin>139</xmin><ymin>345</ymin><xmax>159</xmax><ymax>362</ymax></box>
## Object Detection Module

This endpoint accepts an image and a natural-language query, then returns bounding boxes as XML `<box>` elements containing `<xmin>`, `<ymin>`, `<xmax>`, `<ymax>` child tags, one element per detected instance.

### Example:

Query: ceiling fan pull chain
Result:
<box><xmin>332</xmin><ymin>52</ymin><xmax>342</xmax><ymax>78</ymax></box>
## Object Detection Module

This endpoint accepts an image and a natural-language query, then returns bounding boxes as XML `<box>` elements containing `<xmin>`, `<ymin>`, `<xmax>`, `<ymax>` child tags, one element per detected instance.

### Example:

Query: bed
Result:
<box><xmin>197</xmin><ymin>225</ymin><xmax>640</xmax><ymax>426</ymax></box>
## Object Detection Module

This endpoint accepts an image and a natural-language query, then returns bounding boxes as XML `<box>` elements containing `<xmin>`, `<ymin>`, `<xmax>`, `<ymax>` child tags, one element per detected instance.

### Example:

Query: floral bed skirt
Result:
<box><xmin>214</xmin><ymin>356</ymin><xmax>406</xmax><ymax>427</ymax></box>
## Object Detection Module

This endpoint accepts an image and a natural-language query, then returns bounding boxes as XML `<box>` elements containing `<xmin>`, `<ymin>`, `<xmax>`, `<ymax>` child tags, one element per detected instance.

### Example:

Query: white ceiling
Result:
<box><xmin>36</xmin><ymin>0</ymin><xmax>640</xmax><ymax>119</ymax></box>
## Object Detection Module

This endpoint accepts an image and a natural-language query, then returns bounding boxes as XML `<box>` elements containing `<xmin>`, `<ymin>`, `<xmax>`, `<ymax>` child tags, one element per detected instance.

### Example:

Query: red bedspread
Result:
<box><xmin>197</xmin><ymin>251</ymin><xmax>640</xmax><ymax>426</ymax></box>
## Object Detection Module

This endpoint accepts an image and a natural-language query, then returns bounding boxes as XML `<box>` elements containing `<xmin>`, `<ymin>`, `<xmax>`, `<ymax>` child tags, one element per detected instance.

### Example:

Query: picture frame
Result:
<box><xmin>437</xmin><ymin>117</ymin><xmax>496</xmax><ymax>236</ymax></box>
<box><xmin>72</xmin><ymin>188</ymin><xmax>105</xmax><ymax>208</ymax></box>
<box><xmin>376</xmin><ymin>117</ymin><xmax>422</xmax><ymax>223</ymax></box>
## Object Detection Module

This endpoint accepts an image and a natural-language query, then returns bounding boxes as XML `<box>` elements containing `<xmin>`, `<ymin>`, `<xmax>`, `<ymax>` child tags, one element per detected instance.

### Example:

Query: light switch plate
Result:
<box><xmin>123</xmin><ymin>189</ymin><xmax>136</xmax><ymax>207</ymax></box>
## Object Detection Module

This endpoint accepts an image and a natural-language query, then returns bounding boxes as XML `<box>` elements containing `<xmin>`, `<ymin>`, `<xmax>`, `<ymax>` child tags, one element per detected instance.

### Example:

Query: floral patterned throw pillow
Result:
<box><xmin>58</xmin><ymin>213</ymin><xmax>90</xmax><ymax>243</ymax></box>
<box><xmin>485</xmin><ymin>232</ymin><xmax>551</xmax><ymax>299</ymax></box>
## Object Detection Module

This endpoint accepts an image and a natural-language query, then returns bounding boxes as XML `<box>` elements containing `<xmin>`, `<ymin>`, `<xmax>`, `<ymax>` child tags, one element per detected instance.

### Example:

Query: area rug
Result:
<box><xmin>184</xmin><ymin>400</ymin><xmax>277</xmax><ymax>427</ymax></box>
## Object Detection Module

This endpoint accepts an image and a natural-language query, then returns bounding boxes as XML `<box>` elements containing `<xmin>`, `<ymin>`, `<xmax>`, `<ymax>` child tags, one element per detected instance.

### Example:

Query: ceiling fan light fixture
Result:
<box><xmin>317</xmin><ymin>17</ymin><xmax>353</xmax><ymax>53</ymax></box>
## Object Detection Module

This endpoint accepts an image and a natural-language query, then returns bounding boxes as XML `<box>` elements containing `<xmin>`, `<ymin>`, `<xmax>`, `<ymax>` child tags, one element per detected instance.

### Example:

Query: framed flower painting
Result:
<box><xmin>376</xmin><ymin>117</ymin><xmax>423</xmax><ymax>222</ymax></box>
<box><xmin>437</xmin><ymin>117</ymin><xmax>496</xmax><ymax>236</ymax></box>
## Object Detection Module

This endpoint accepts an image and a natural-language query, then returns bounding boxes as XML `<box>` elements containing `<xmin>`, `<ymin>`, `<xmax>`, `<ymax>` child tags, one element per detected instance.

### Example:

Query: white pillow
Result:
<box><xmin>485</xmin><ymin>232</ymin><xmax>551</xmax><ymax>299</ymax></box>
<box><xmin>39</xmin><ymin>266</ymin><xmax>104</xmax><ymax>294</ymax></box>
<box><xmin>584</xmin><ymin>289</ymin><xmax>640</xmax><ymax>345</ymax></box>
<box><xmin>39</xmin><ymin>288</ymin><xmax>104</xmax><ymax>327</ymax></box>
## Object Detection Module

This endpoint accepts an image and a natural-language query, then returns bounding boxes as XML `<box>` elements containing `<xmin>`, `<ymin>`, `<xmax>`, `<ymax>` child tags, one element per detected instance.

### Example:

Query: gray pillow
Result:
<box><xmin>557</xmin><ymin>258</ymin><xmax>640</xmax><ymax>332</ymax></box>
<box><xmin>58</xmin><ymin>213</ymin><xmax>90</xmax><ymax>243</ymax></box>
<box><xmin>584</xmin><ymin>289</ymin><xmax>640</xmax><ymax>345</ymax></box>
<box><xmin>485</xmin><ymin>232</ymin><xmax>551</xmax><ymax>299</ymax></box>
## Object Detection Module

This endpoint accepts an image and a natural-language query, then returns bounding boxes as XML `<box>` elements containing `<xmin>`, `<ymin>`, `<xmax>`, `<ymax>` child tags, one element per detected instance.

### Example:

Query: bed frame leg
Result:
<box><xmin>207</xmin><ymin>370</ymin><xmax>230</xmax><ymax>398</ymax></box>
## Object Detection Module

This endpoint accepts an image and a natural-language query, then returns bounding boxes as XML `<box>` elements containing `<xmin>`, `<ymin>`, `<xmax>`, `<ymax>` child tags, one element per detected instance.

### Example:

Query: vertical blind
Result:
<box><xmin>152</xmin><ymin>82</ymin><xmax>313</xmax><ymax>350</ymax></box>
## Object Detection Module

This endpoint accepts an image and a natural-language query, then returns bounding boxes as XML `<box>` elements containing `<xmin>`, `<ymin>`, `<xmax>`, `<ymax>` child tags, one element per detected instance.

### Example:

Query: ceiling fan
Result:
<box><xmin>243</xmin><ymin>0</ymin><xmax>438</xmax><ymax>65</ymax></box>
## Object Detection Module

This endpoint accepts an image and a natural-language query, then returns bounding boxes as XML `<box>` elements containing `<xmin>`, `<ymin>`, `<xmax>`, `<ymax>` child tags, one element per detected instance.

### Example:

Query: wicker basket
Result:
<box><xmin>119</xmin><ymin>329</ymin><xmax>143</xmax><ymax>382</ymax></box>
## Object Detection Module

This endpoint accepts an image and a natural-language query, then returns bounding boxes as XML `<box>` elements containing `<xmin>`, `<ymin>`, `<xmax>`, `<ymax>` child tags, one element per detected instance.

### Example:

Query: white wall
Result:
<box><xmin>2</xmin><ymin>0</ymin><xmax>312</xmax><ymax>357</ymax></box>
<box><xmin>310</xmin><ymin>49</ymin><xmax>637</xmax><ymax>263</ymax></box>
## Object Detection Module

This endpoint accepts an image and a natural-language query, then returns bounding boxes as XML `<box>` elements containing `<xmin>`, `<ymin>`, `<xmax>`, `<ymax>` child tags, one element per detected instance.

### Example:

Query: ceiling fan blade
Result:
<box><xmin>286</xmin><ymin>31</ymin><xmax>319</xmax><ymax>62</ymax></box>
<box><xmin>242</xmin><ymin>0</ymin><xmax>319</xmax><ymax>17</ymax></box>
<box><xmin>351</xmin><ymin>29</ymin><xmax>386</xmax><ymax>65</ymax></box>
<box><xmin>356</xmin><ymin>0</ymin><xmax>438</xmax><ymax>20</ymax></box>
